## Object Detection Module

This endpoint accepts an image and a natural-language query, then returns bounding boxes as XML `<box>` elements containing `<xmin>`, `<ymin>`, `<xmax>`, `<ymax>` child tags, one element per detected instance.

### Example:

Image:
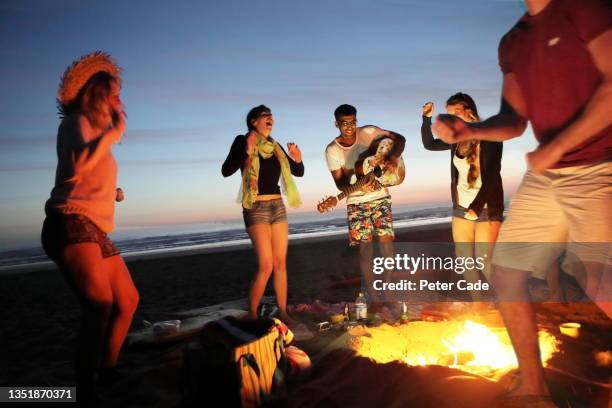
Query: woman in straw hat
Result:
<box><xmin>41</xmin><ymin>52</ymin><xmax>139</xmax><ymax>399</ymax></box>
<box><xmin>222</xmin><ymin>105</ymin><xmax>304</xmax><ymax>324</ymax></box>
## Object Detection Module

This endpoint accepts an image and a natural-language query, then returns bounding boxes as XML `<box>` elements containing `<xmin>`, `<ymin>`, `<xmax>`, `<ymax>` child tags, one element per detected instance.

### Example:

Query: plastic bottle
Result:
<box><xmin>400</xmin><ymin>301</ymin><xmax>408</xmax><ymax>322</ymax></box>
<box><xmin>355</xmin><ymin>292</ymin><xmax>367</xmax><ymax>321</ymax></box>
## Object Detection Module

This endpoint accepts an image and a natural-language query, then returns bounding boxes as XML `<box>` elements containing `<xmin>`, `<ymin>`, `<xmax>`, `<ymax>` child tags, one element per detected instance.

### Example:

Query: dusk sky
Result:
<box><xmin>0</xmin><ymin>0</ymin><xmax>539</xmax><ymax>250</ymax></box>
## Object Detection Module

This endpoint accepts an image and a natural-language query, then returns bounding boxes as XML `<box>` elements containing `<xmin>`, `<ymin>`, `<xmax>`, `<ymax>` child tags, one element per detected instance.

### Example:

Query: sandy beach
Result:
<box><xmin>0</xmin><ymin>224</ymin><xmax>451</xmax><ymax>385</ymax></box>
<box><xmin>1</xmin><ymin>222</ymin><xmax>610</xmax><ymax>407</ymax></box>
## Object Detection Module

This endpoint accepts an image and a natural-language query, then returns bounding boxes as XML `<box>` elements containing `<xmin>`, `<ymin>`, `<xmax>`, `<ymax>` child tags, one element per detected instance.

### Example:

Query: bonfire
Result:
<box><xmin>349</xmin><ymin>319</ymin><xmax>559</xmax><ymax>380</ymax></box>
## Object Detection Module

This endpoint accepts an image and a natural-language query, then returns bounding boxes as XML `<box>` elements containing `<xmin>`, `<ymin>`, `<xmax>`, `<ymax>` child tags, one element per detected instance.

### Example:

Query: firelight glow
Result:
<box><xmin>352</xmin><ymin>320</ymin><xmax>559</xmax><ymax>379</ymax></box>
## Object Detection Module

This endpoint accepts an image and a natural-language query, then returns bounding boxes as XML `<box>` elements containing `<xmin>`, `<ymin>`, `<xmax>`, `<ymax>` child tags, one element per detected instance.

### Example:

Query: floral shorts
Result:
<box><xmin>346</xmin><ymin>197</ymin><xmax>394</xmax><ymax>246</ymax></box>
<box><xmin>41</xmin><ymin>213</ymin><xmax>120</xmax><ymax>261</ymax></box>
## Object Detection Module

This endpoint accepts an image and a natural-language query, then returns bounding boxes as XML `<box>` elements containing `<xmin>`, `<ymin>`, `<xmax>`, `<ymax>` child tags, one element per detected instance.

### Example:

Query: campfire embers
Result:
<box><xmin>349</xmin><ymin>320</ymin><xmax>559</xmax><ymax>380</ymax></box>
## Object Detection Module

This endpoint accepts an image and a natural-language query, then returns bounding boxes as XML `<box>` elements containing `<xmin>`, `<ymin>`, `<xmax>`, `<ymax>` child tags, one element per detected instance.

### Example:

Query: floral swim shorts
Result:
<box><xmin>346</xmin><ymin>197</ymin><xmax>394</xmax><ymax>246</ymax></box>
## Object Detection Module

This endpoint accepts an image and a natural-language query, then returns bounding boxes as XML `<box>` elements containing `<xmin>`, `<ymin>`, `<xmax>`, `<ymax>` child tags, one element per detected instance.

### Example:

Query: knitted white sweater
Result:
<box><xmin>46</xmin><ymin>114</ymin><xmax>118</xmax><ymax>232</ymax></box>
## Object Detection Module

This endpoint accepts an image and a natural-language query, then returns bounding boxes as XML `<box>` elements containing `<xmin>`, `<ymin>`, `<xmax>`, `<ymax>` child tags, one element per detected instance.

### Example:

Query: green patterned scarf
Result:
<box><xmin>241</xmin><ymin>134</ymin><xmax>301</xmax><ymax>209</ymax></box>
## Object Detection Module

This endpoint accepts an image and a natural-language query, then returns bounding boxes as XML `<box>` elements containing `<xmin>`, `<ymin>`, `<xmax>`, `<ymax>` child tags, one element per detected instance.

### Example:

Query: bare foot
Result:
<box><xmin>505</xmin><ymin>378</ymin><xmax>551</xmax><ymax>399</ymax></box>
<box><xmin>279</xmin><ymin>312</ymin><xmax>297</xmax><ymax>326</ymax></box>
<box><xmin>547</xmin><ymin>290</ymin><xmax>565</xmax><ymax>303</ymax></box>
<box><xmin>498</xmin><ymin>369</ymin><xmax>551</xmax><ymax>398</ymax></box>
<box><xmin>499</xmin><ymin>394</ymin><xmax>556</xmax><ymax>408</ymax></box>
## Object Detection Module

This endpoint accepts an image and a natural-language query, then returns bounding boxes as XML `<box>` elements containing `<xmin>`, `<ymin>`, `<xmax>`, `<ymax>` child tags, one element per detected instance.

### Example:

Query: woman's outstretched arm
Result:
<box><xmin>421</xmin><ymin>116</ymin><xmax>450</xmax><ymax>151</ymax></box>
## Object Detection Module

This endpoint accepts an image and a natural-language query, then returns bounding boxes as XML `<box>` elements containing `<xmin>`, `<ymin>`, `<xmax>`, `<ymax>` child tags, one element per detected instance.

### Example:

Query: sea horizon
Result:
<box><xmin>0</xmin><ymin>203</ymin><xmax>453</xmax><ymax>271</ymax></box>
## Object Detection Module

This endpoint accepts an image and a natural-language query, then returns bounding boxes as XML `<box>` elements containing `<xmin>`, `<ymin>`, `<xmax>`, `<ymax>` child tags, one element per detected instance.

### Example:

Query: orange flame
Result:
<box><xmin>351</xmin><ymin>320</ymin><xmax>559</xmax><ymax>379</ymax></box>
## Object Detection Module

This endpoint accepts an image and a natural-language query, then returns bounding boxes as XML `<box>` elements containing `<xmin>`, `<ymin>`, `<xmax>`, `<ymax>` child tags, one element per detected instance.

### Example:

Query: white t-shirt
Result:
<box><xmin>325</xmin><ymin>125</ymin><xmax>391</xmax><ymax>205</ymax></box>
<box><xmin>453</xmin><ymin>151</ymin><xmax>484</xmax><ymax>209</ymax></box>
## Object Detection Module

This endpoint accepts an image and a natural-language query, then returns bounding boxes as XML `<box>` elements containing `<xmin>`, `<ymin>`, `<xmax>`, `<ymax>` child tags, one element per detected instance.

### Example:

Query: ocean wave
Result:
<box><xmin>0</xmin><ymin>209</ymin><xmax>452</xmax><ymax>270</ymax></box>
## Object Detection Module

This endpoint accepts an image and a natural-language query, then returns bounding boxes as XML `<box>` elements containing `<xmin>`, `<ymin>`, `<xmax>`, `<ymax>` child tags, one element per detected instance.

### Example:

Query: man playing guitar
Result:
<box><xmin>324</xmin><ymin>104</ymin><xmax>406</xmax><ymax>303</ymax></box>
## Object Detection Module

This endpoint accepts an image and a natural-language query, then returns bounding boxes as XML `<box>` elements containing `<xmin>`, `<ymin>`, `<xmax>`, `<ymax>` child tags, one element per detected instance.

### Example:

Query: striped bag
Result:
<box><xmin>183</xmin><ymin>317</ymin><xmax>291</xmax><ymax>408</ymax></box>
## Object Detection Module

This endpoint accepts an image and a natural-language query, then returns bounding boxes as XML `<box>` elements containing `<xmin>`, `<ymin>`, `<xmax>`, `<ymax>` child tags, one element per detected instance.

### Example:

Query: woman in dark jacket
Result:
<box><xmin>421</xmin><ymin>93</ymin><xmax>503</xmax><ymax>300</ymax></box>
<box><xmin>222</xmin><ymin>105</ymin><xmax>304</xmax><ymax>323</ymax></box>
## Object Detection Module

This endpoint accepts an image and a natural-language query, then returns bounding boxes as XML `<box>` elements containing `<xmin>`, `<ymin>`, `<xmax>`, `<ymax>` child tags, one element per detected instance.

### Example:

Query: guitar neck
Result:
<box><xmin>337</xmin><ymin>173</ymin><xmax>374</xmax><ymax>201</ymax></box>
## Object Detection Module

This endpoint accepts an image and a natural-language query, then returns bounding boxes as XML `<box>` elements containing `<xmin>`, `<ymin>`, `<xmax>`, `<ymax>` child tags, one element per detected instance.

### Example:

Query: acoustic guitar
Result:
<box><xmin>317</xmin><ymin>136</ymin><xmax>405</xmax><ymax>213</ymax></box>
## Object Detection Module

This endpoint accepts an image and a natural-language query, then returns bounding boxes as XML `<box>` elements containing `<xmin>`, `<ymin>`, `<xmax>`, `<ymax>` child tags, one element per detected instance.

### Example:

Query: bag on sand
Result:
<box><xmin>182</xmin><ymin>317</ymin><xmax>292</xmax><ymax>408</ymax></box>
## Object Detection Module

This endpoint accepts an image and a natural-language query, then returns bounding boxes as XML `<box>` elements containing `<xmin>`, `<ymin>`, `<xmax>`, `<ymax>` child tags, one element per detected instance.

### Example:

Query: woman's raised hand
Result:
<box><xmin>432</xmin><ymin>114</ymin><xmax>474</xmax><ymax>144</ymax></box>
<box><xmin>110</xmin><ymin>109</ymin><xmax>126</xmax><ymax>142</ymax></box>
<box><xmin>287</xmin><ymin>142</ymin><xmax>302</xmax><ymax>163</ymax></box>
<box><xmin>464</xmin><ymin>209</ymin><xmax>478</xmax><ymax>221</ymax></box>
<box><xmin>422</xmin><ymin>102</ymin><xmax>434</xmax><ymax>118</ymax></box>
<box><xmin>115</xmin><ymin>187</ymin><xmax>125</xmax><ymax>202</ymax></box>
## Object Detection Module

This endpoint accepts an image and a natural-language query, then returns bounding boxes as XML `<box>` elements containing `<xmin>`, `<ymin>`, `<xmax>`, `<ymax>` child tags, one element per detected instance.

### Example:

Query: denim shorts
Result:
<box><xmin>242</xmin><ymin>198</ymin><xmax>287</xmax><ymax>228</ymax></box>
<box><xmin>452</xmin><ymin>206</ymin><xmax>502</xmax><ymax>222</ymax></box>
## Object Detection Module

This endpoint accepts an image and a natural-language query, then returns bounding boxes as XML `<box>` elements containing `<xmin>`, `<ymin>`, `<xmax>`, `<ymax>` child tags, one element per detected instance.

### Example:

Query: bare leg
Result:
<box><xmin>270</xmin><ymin>221</ymin><xmax>293</xmax><ymax>322</ymax></box>
<box><xmin>378</xmin><ymin>235</ymin><xmax>395</xmax><ymax>300</ymax></box>
<box><xmin>358</xmin><ymin>242</ymin><xmax>378</xmax><ymax>302</ymax></box>
<box><xmin>492</xmin><ymin>265</ymin><xmax>550</xmax><ymax>397</ymax></box>
<box><xmin>487</xmin><ymin>220</ymin><xmax>502</xmax><ymax>243</ymax></box>
<box><xmin>378</xmin><ymin>236</ymin><xmax>395</xmax><ymax>266</ymax></box>
<box><xmin>545</xmin><ymin>260</ymin><xmax>563</xmax><ymax>302</ymax></box>
<box><xmin>590</xmin><ymin>262</ymin><xmax>612</xmax><ymax>318</ymax></box>
<box><xmin>58</xmin><ymin>243</ymin><xmax>113</xmax><ymax>397</ymax></box>
<box><xmin>474</xmin><ymin>220</ymin><xmax>501</xmax><ymax>304</ymax></box>
<box><xmin>246</xmin><ymin>224</ymin><xmax>273</xmax><ymax>318</ymax></box>
<box><xmin>568</xmin><ymin>260</ymin><xmax>611</xmax><ymax>318</ymax></box>
<box><xmin>101</xmin><ymin>255</ymin><xmax>139</xmax><ymax>369</ymax></box>
<box><xmin>452</xmin><ymin>217</ymin><xmax>478</xmax><ymax>300</ymax></box>
<box><xmin>587</xmin><ymin>261</ymin><xmax>612</xmax><ymax>318</ymax></box>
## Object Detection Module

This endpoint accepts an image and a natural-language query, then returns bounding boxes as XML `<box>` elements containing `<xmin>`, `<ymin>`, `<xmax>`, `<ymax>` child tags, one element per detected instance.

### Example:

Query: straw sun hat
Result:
<box><xmin>57</xmin><ymin>51</ymin><xmax>122</xmax><ymax>110</ymax></box>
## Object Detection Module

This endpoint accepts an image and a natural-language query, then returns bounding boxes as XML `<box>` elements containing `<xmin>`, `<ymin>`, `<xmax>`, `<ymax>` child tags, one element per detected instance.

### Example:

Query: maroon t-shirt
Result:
<box><xmin>499</xmin><ymin>0</ymin><xmax>612</xmax><ymax>168</ymax></box>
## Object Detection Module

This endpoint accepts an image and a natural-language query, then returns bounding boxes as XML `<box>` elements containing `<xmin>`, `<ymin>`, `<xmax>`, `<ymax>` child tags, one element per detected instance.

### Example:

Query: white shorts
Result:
<box><xmin>492</xmin><ymin>161</ymin><xmax>611</xmax><ymax>279</ymax></box>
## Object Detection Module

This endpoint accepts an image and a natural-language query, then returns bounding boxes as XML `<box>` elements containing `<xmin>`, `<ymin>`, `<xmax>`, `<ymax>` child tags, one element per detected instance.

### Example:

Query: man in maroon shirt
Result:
<box><xmin>433</xmin><ymin>0</ymin><xmax>611</xmax><ymax>406</ymax></box>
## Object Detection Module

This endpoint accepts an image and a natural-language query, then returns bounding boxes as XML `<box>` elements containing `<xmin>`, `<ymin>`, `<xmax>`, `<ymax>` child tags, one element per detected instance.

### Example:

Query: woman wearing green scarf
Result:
<box><xmin>222</xmin><ymin>105</ymin><xmax>304</xmax><ymax>323</ymax></box>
